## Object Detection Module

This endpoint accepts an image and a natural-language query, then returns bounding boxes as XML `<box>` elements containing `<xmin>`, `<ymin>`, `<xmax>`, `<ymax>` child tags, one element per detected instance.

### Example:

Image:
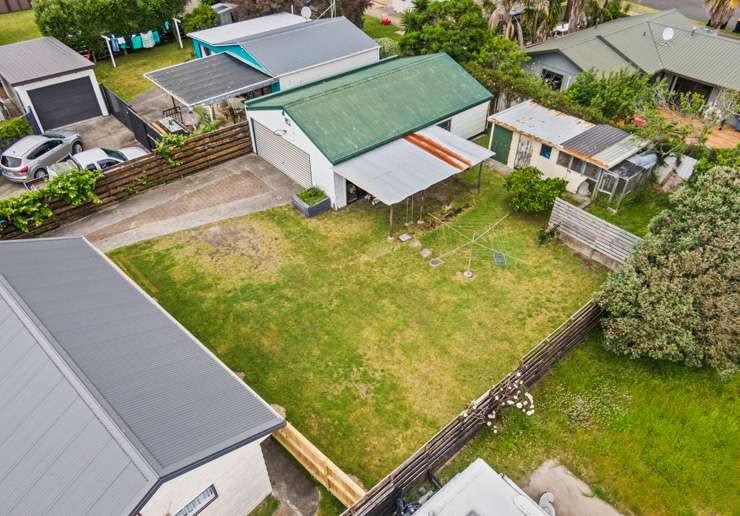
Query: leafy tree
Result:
<box><xmin>182</xmin><ymin>3</ymin><xmax>218</xmax><ymax>33</ymax></box>
<box><xmin>502</xmin><ymin>166</ymin><xmax>567</xmax><ymax>213</ymax></box>
<box><xmin>693</xmin><ymin>145</ymin><xmax>740</xmax><ymax>177</ymax></box>
<box><xmin>232</xmin><ymin>0</ymin><xmax>369</xmax><ymax>27</ymax></box>
<box><xmin>375</xmin><ymin>37</ymin><xmax>400</xmax><ymax>58</ymax></box>
<box><xmin>705</xmin><ymin>0</ymin><xmax>739</xmax><ymax>28</ymax></box>
<box><xmin>597</xmin><ymin>165</ymin><xmax>739</xmax><ymax>378</ymax></box>
<box><xmin>565</xmin><ymin>69</ymin><xmax>658</xmax><ymax>120</ymax></box>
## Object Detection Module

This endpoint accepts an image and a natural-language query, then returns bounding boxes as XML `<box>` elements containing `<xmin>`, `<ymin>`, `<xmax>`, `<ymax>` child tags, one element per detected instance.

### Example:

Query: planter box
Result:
<box><xmin>292</xmin><ymin>194</ymin><xmax>330</xmax><ymax>217</ymax></box>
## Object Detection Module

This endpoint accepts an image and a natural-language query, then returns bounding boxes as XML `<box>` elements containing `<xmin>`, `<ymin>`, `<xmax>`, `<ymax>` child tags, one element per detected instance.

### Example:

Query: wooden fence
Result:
<box><xmin>1</xmin><ymin>122</ymin><xmax>252</xmax><ymax>240</ymax></box>
<box><xmin>0</xmin><ymin>0</ymin><xmax>31</xmax><ymax>13</ymax></box>
<box><xmin>343</xmin><ymin>299</ymin><xmax>603</xmax><ymax>515</ymax></box>
<box><xmin>548</xmin><ymin>198</ymin><xmax>641</xmax><ymax>270</ymax></box>
<box><xmin>275</xmin><ymin>422</ymin><xmax>367</xmax><ymax>508</ymax></box>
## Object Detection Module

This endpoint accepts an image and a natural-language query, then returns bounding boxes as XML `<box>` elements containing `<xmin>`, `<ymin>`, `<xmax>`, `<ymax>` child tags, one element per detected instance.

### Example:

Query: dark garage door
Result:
<box><xmin>28</xmin><ymin>77</ymin><xmax>102</xmax><ymax>130</ymax></box>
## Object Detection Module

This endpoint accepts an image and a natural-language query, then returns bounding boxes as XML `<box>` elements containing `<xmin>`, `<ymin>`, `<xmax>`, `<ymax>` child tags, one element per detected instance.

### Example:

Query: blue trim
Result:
<box><xmin>191</xmin><ymin>39</ymin><xmax>262</xmax><ymax>68</ymax></box>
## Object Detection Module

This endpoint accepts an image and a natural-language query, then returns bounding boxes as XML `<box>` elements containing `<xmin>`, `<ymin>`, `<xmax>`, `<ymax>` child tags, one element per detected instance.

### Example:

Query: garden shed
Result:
<box><xmin>0</xmin><ymin>37</ymin><xmax>108</xmax><ymax>131</ymax></box>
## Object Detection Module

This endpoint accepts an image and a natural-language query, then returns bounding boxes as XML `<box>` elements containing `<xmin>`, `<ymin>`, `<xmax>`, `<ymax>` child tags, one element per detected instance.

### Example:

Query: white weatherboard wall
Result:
<box><xmin>278</xmin><ymin>48</ymin><xmax>380</xmax><ymax>90</ymax></box>
<box><xmin>450</xmin><ymin>101</ymin><xmax>489</xmax><ymax>139</ymax></box>
<box><xmin>141</xmin><ymin>439</ymin><xmax>271</xmax><ymax>516</ymax></box>
<box><xmin>13</xmin><ymin>70</ymin><xmax>108</xmax><ymax>131</ymax></box>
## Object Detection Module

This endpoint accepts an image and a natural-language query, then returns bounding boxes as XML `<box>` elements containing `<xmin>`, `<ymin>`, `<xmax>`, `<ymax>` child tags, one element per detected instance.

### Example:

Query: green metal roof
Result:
<box><xmin>527</xmin><ymin>10</ymin><xmax>740</xmax><ymax>91</ymax></box>
<box><xmin>246</xmin><ymin>54</ymin><xmax>492</xmax><ymax>164</ymax></box>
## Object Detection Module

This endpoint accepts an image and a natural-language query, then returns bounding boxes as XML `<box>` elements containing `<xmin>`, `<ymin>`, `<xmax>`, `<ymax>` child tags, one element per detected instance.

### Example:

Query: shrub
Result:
<box><xmin>297</xmin><ymin>186</ymin><xmax>327</xmax><ymax>206</ymax></box>
<box><xmin>0</xmin><ymin>117</ymin><xmax>32</xmax><ymax>140</ymax></box>
<box><xmin>503</xmin><ymin>166</ymin><xmax>567</xmax><ymax>213</ymax></box>
<box><xmin>565</xmin><ymin>69</ymin><xmax>658</xmax><ymax>120</ymax></box>
<box><xmin>182</xmin><ymin>3</ymin><xmax>218</xmax><ymax>33</ymax></box>
<box><xmin>376</xmin><ymin>37</ymin><xmax>400</xmax><ymax>58</ymax></box>
<box><xmin>596</xmin><ymin>165</ymin><xmax>739</xmax><ymax>377</ymax></box>
<box><xmin>155</xmin><ymin>133</ymin><xmax>187</xmax><ymax>166</ymax></box>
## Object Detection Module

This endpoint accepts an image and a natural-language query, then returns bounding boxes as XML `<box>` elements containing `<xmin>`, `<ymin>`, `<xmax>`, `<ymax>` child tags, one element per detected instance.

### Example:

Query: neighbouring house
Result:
<box><xmin>0</xmin><ymin>237</ymin><xmax>284</xmax><ymax>516</ymax></box>
<box><xmin>0</xmin><ymin>37</ymin><xmax>109</xmax><ymax>131</ymax></box>
<box><xmin>245</xmin><ymin>53</ymin><xmax>493</xmax><ymax>211</ymax></box>
<box><xmin>145</xmin><ymin>15</ymin><xmax>379</xmax><ymax>113</ymax></box>
<box><xmin>526</xmin><ymin>10</ymin><xmax>740</xmax><ymax>103</ymax></box>
<box><xmin>489</xmin><ymin>100</ymin><xmax>655</xmax><ymax>203</ymax></box>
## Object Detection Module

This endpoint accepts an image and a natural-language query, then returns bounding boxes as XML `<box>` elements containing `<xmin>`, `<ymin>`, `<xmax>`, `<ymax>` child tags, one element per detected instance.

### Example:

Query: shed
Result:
<box><xmin>0</xmin><ymin>237</ymin><xmax>284</xmax><ymax>516</ymax></box>
<box><xmin>0</xmin><ymin>37</ymin><xmax>108</xmax><ymax>131</ymax></box>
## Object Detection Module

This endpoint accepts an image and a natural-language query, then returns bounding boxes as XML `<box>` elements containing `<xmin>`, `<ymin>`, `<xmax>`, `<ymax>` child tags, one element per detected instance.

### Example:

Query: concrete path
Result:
<box><xmin>262</xmin><ymin>438</ymin><xmax>320</xmax><ymax>516</ymax></box>
<box><xmin>50</xmin><ymin>154</ymin><xmax>300</xmax><ymax>251</ymax></box>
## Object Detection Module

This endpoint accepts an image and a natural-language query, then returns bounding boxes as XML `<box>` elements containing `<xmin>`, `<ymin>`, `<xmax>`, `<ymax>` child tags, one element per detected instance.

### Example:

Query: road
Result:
<box><xmin>631</xmin><ymin>0</ymin><xmax>740</xmax><ymax>26</ymax></box>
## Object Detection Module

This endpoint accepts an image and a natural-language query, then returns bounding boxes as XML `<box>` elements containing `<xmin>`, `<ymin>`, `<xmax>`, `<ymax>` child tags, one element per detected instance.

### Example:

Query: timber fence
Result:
<box><xmin>0</xmin><ymin>0</ymin><xmax>31</xmax><ymax>13</ymax></box>
<box><xmin>343</xmin><ymin>299</ymin><xmax>602</xmax><ymax>515</ymax></box>
<box><xmin>548</xmin><ymin>198</ymin><xmax>641</xmax><ymax>270</ymax></box>
<box><xmin>1</xmin><ymin>122</ymin><xmax>252</xmax><ymax>240</ymax></box>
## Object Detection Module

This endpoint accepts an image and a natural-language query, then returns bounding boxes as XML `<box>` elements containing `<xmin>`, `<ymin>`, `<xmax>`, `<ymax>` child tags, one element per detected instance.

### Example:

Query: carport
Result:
<box><xmin>144</xmin><ymin>52</ymin><xmax>276</xmax><ymax>119</ymax></box>
<box><xmin>334</xmin><ymin>125</ymin><xmax>494</xmax><ymax>236</ymax></box>
<box><xmin>0</xmin><ymin>37</ymin><xmax>108</xmax><ymax>131</ymax></box>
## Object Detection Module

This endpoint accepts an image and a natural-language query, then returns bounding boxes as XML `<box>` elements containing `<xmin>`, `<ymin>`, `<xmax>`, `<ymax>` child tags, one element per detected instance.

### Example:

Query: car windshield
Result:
<box><xmin>103</xmin><ymin>148</ymin><xmax>126</xmax><ymax>161</ymax></box>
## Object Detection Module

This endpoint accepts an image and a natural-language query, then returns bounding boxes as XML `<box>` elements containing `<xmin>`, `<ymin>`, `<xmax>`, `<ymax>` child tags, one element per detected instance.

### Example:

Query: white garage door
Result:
<box><xmin>252</xmin><ymin>120</ymin><xmax>312</xmax><ymax>187</ymax></box>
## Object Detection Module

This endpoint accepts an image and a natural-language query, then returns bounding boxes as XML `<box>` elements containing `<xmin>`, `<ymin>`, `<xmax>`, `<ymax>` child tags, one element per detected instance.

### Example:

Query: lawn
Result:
<box><xmin>0</xmin><ymin>11</ymin><xmax>40</xmax><ymax>46</ymax></box>
<box><xmin>363</xmin><ymin>15</ymin><xmax>403</xmax><ymax>41</ymax></box>
<box><xmin>95</xmin><ymin>42</ymin><xmax>193</xmax><ymax>100</ymax></box>
<box><xmin>443</xmin><ymin>332</ymin><xmax>739</xmax><ymax>515</ymax></box>
<box><xmin>110</xmin><ymin>169</ymin><xmax>604</xmax><ymax>487</ymax></box>
<box><xmin>586</xmin><ymin>182</ymin><xmax>671</xmax><ymax>236</ymax></box>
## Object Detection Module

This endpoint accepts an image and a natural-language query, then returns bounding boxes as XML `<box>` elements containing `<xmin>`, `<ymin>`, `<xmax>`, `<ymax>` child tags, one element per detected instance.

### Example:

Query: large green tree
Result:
<box><xmin>596</xmin><ymin>165</ymin><xmax>739</xmax><ymax>378</ymax></box>
<box><xmin>564</xmin><ymin>68</ymin><xmax>657</xmax><ymax>120</ymax></box>
<box><xmin>232</xmin><ymin>0</ymin><xmax>369</xmax><ymax>28</ymax></box>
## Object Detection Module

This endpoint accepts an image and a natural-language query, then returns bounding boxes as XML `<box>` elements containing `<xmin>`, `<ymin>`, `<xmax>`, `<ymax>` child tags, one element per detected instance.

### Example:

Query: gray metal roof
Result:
<box><xmin>488</xmin><ymin>100</ymin><xmax>593</xmax><ymax>145</ymax></box>
<box><xmin>145</xmin><ymin>52</ymin><xmax>276</xmax><ymax>107</ymax></box>
<box><xmin>239</xmin><ymin>17</ymin><xmax>379</xmax><ymax>77</ymax></box>
<box><xmin>187</xmin><ymin>12</ymin><xmax>307</xmax><ymax>45</ymax></box>
<box><xmin>592</xmin><ymin>134</ymin><xmax>648</xmax><ymax>169</ymax></box>
<box><xmin>0</xmin><ymin>37</ymin><xmax>94</xmax><ymax>86</ymax></box>
<box><xmin>561</xmin><ymin>124</ymin><xmax>630</xmax><ymax>158</ymax></box>
<box><xmin>0</xmin><ymin>237</ymin><xmax>284</xmax><ymax>513</ymax></box>
<box><xmin>334</xmin><ymin>125</ymin><xmax>493</xmax><ymax>205</ymax></box>
<box><xmin>0</xmin><ymin>278</ymin><xmax>156</xmax><ymax>516</ymax></box>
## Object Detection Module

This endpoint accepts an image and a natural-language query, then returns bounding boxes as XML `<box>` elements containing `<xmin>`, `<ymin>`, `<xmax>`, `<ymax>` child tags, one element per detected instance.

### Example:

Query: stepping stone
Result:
<box><xmin>409</xmin><ymin>239</ymin><xmax>421</xmax><ymax>248</ymax></box>
<box><xmin>398</xmin><ymin>233</ymin><xmax>412</xmax><ymax>242</ymax></box>
<box><xmin>420</xmin><ymin>248</ymin><xmax>432</xmax><ymax>258</ymax></box>
<box><xmin>429</xmin><ymin>257</ymin><xmax>444</xmax><ymax>267</ymax></box>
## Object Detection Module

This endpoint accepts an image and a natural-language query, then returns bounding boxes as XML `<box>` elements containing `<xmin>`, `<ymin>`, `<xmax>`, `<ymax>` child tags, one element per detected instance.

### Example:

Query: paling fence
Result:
<box><xmin>548</xmin><ymin>198</ymin><xmax>641</xmax><ymax>270</ymax></box>
<box><xmin>0</xmin><ymin>0</ymin><xmax>31</xmax><ymax>13</ymax></box>
<box><xmin>343</xmin><ymin>299</ymin><xmax>602</xmax><ymax>515</ymax></box>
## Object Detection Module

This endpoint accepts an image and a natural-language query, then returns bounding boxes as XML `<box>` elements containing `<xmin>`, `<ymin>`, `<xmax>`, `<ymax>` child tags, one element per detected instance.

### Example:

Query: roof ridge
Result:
<box><xmin>239</xmin><ymin>16</ymin><xmax>338</xmax><ymax>45</ymax></box>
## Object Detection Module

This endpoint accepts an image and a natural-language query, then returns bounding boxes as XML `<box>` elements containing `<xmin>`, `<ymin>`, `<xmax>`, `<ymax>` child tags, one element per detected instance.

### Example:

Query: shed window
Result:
<box><xmin>557</xmin><ymin>152</ymin><xmax>572</xmax><ymax>168</ymax></box>
<box><xmin>539</xmin><ymin>144</ymin><xmax>552</xmax><ymax>159</ymax></box>
<box><xmin>175</xmin><ymin>485</ymin><xmax>218</xmax><ymax>516</ymax></box>
<box><xmin>583</xmin><ymin>162</ymin><xmax>600</xmax><ymax>178</ymax></box>
<box><xmin>542</xmin><ymin>69</ymin><xmax>564</xmax><ymax>90</ymax></box>
<box><xmin>570</xmin><ymin>157</ymin><xmax>585</xmax><ymax>173</ymax></box>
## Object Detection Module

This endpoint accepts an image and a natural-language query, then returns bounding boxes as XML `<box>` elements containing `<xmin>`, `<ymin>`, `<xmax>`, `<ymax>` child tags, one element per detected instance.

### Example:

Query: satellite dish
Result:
<box><xmin>300</xmin><ymin>6</ymin><xmax>312</xmax><ymax>19</ymax></box>
<box><xmin>662</xmin><ymin>27</ymin><xmax>674</xmax><ymax>41</ymax></box>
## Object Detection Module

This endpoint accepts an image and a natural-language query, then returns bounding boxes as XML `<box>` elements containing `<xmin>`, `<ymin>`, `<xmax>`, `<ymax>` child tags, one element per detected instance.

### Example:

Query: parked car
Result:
<box><xmin>47</xmin><ymin>147</ymin><xmax>148</xmax><ymax>178</ymax></box>
<box><xmin>0</xmin><ymin>129</ymin><xmax>82</xmax><ymax>182</ymax></box>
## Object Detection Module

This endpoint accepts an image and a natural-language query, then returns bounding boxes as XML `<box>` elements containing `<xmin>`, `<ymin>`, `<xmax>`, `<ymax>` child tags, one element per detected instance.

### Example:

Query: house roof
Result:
<box><xmin>0</xmin><ymin>37</ymin><xmax>94</xmax><ymax>86</ymax></box>
<box><xmin>527</xmin><ymin>10</ymin><xmax>740</xmax><ymax>90</ymax></box>
<box><xmin>561</xmin><ymin>124</ymin><xmax>630</xmax><ymax>157</ymax></box>
<box><xmin>145</xmin><ymin>52</ymin><xmax>276</xmax><ymax>107</ymax></box>
<box><xmin>246</xmin><ymin>54</ymin><xmax>492</xmax><ymax>164</ymax></box>
<box><xmin>0</xmin><ymin>237</ymin><xmax>284</xmax><ymax>514</ymax></box>
<box><xmin>239</xmin><ymin>17</ymin><xmax>379</xmax><ymax>77</ymax></box>
<box><xmin>187</xmin><ymin>12</ymin><xmax>307</xmax><ymax>46</ymax></box>
<box><xmin>488</xmin><ymin>100</ymin><xmax>593</xmax><ymax>145</ymax></box>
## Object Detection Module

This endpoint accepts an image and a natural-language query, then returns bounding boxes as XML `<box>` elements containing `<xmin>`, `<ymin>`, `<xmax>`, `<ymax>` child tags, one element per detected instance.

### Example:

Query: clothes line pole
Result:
<box><xmin>101</xmin><ymin>35</ymin><xmax>116</xmax><ymax>68</ymax></box>
<box><xmin>173</xmin><ymin>18</ymin><xmax>183</xmax><ymax>49</ymax></box>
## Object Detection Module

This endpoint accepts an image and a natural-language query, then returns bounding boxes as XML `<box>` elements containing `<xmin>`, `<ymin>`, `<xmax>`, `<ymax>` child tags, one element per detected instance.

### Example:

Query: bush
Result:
<box><xmin>596</xmin><ymin>165</ymin><xmax>739</xmax><ymax>377</ymax></box>
<box><xmin>297</xmin><ymin>186</ymin><xmax>327</xmax><ymax>206</ymax></box>
<box><xmin>565</xmin><ymin>69</ymin><xmax>658</xmax><ymax>120</ymax></box>
<box><xmin>503</xmin><ymin>166</ymin><xmax>567</xmax><ymax>213</ymax></box>
<box><xmin>0</xmin><ymin>117</ymin><xmax>32</xmax><ymax>140</ymax></box>
<box><xmin>182</xmin><ymin>3</ymin><xmax>218</xmax><ymax>33</ymax></box>
<box><xmin>376</xmin><ymin>37</ymin><xmax>400</xmax><ymax>58</ymax></box>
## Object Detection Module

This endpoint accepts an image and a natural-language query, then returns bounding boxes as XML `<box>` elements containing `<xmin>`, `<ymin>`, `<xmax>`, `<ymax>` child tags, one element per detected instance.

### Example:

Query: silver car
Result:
<box><xmin>47</xmin><ymin>147</ymin><xmax>148</xmax><ymax>178</ymax></box>
<box><xmin>1</xmin><ymin>129</ymin><xmax>82</xmax><ymax>182</ymax></box>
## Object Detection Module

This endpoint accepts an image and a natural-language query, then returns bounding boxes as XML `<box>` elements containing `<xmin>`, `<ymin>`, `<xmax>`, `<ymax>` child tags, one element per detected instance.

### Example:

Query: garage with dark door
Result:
<box><xmin>0</xmin><ymin>37</ymin><xmax>108</xmax><ymax>131</ymax></box>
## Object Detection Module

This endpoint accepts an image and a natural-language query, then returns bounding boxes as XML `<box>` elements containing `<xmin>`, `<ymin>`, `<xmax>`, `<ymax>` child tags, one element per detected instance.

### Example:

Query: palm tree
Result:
<box><xmin>705</xmin><ymin>0</ymin><xmax>740</xmax><ymax>29</ymax></box>
<box><xmin>565</xmin><ymin>0</ymin><xmax>585</xmax><ymax>32</ymax></box>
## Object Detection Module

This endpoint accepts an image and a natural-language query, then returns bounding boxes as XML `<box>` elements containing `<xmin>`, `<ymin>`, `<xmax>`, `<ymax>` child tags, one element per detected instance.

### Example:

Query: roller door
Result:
<box><xmin>28</xmin><ymin>77</ymin><xmax>102</xmax><ymax>130</ymax></box>
<box><xmin>253</xmin><ymin>120</ymin><xmax>312</xmax><ymax>187</ymax></box>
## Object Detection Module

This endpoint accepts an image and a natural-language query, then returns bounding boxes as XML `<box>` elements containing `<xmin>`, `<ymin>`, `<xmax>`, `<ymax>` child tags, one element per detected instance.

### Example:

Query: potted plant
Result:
<box><xmin>292</xmin><ymin>186</ymin><xmax>330</xmax><ymax>217</ymax></box>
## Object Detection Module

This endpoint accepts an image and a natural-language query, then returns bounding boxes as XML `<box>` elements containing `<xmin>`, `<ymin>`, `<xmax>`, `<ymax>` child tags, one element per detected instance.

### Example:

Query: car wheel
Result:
<box><xmin>35</xmin><ymin>169</ymin><xmax>48</xmax><ymax>181</ymax></box>
<box><xmin>72</xmin><ymin>142</ymin><xmax>83</xmax><ymax>154</ymax></box>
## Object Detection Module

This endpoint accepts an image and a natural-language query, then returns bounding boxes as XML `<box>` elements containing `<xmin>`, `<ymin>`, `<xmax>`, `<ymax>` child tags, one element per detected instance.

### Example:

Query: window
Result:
<box><xmin>97</xmin><ymin>159</ymin><xmax>119</xmax><ymax>170</ymax></box>
<box><xmin>437</xmin><ymin>119</ymin><xmax>452</xmax><ymax>131</ymax></box>
<box><xmin>539</xmin><ymin>144</ymin><xmax>552</xmax><ymax>159</ymax></box>
<box><xmin>541</xmin><ymin>69</ymin><xmax>564</xmax><ymax>90</ymax></box>
<box><xmin>557</xmin><ymin>151</ymin><xmax>572</xmax><ymax>168</ymax></box>
<box><xmin>28</xmin><ymin>141</ymin><xmax>59</xmax><ymax>159</ymax></box>
<box><xmin>175</xmin><ymin>485</ymin><xmax>218</xmax><ymax>516</ymax></box>
<box><xmin>103</xmin><ymin>148</ymin><xmax>126</xmax><ymax>161</ymax></box>
<box><xmin>570</xmin><ymin>157</ymin><xmax>585</xmax><ymax>174</ymax></box>
<box><xmin>583</xmin><ymin>162</ymin><xmax>599</xmax><ymax>178</ymax></box>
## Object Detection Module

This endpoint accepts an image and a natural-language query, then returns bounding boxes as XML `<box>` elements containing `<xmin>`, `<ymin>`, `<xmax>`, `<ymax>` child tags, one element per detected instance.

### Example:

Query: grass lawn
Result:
<box><xmin>586</xmin><ymin>182</ymin><xmax>671</xmax><ymax>236</ymax></box>
<box><xmin>95</xmin><ymin>42</ymin><xmax>193</xmax><ymax>100</ymax></box>
<box><xmin>110</xmin><ymin>169</ymin><xmax>604</xmax><ymax>486</ymax></box>
<box><xmin>363</xmin><ymin>15</ymin><xmax>403</xmax><ymax>41</ymax></box>
<box><xmin>0</xmin><ymin>10</ymin><xmax>41</xmax><ymax>45</ymax></box>
<box><xmin>443</xmin><ymin>333</ymin><xmax>739</xmax><ymax>515</ymax></box>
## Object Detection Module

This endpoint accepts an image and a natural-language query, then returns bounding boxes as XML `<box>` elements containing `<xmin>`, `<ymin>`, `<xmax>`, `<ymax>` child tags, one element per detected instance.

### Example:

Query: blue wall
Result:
<box><xmin>192</xmin><ymin>39</ymin><xmax>261</xmax><ymax>68</ymax></box>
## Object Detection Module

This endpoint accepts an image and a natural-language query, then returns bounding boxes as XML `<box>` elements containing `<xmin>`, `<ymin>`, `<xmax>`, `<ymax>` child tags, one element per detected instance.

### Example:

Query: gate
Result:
<box><xmin>100</xmin><ymin>84</ymin><xmax>161</xmax><ymax>151</ymax></box>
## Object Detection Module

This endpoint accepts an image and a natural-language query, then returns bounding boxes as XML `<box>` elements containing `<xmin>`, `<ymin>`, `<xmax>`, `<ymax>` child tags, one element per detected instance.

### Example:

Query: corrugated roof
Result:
<box><xmin>0</xmin><ymin>278</ymin><xmax>156</xmax><ymax>516</ymax></box>
<box><xmin>488</xmin><ymin>100</ymin><xmax>593</xmax><ymax>145</ymax></box>
<box><xmin>145</xmin><ymin>52</ymin><xmax>275</xmax><ymax>107</ymax></box>
<box><xmin>562</xmin><ymin>124</ymin><xmax>630</xmax><ymax>157</ymax></box>
<box><xmin>247</xmin><ymin>54</ymin><xmax>492</xmax><ymax>164</ymax></box>
<box><xmin>526</xmin><ymin>10</ymin><xmax>740</xmax><ymax>90</ymax></box>
<box><xmin>0</xmin><ymin>37</ymin><xmax>94</xmax><ymax>86</ymax></box>
<box><xmin>334</xmin><ymin>125</ymin><xmax>493</xmax><ymax>205</ymax></box>
<box><xmin>240</xmin><ymin>17</ymin><xmax>379</xmax><ymax>76</ymax></box>
<box><xmin>0</xmin><ymin>238</ymin><xmax>284</xmax><ymax>496</ymax></box>
<box><xmin>188</xmin><ymin>12</ymin><xmax>307</xmax><ymax>45</ymax></box>
<box><xmin>592</xmin><ymin>135</ymin><xmax>648</xmax><ymax>169</ymax></box>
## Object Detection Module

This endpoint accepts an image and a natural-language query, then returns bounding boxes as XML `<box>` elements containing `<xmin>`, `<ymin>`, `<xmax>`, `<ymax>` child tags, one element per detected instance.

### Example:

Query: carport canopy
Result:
<box><xmin>334</xmin><ymin>125</ymin><xmax>494</xmax><ymax>205</ymax></box>
<box><xmin>144</xmin><ymin>52</ymin><xmax>276</xmax><ymax>108</ymax></box>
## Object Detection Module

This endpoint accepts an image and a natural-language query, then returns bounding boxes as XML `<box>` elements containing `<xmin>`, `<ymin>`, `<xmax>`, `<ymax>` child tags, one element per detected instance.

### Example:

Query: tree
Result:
<box><xmin>597</xmin><ymin>165</ymin><xmax>739</xmax><ymax>378</ymax></box>
<box><xmin>232</xmin><ymin>0</ymin><xmax>369</xmax><ymax>28</ymax></box>
<box><xmin>182</xmin><ymin>3</ymin><xmax>218</xmax><ymax>33</ymax></box>
<box><xmin>565</xmin><ymin>68</ymin><xmax>658</xmax><ymax>120</ymax></box>
<box><xmin>705</xmin><ymin>0</ymin><xmax>740</xmax><ymax>29</ymax></box>
<box><xmin>502</xmin><ymin>166</ymin><xmax>567</xmax><ymax>213</ymax></box>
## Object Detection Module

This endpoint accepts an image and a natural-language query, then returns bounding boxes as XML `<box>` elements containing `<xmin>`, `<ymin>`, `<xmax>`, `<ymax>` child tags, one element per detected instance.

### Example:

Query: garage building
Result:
<box><xmin>0</xmin><ymin>37</ymin><xmax>108</xmax><ymax>131</ymax></box>
<box><xmin>246</xmin><ymin>53</ymin><xmax>493</xmax><ymax>209</ymax></box>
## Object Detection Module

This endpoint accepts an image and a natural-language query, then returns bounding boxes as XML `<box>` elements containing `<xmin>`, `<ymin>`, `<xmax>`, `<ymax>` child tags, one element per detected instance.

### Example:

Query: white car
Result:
<box><xmin>48</xmin><ymin>146</ymin><xmax>148</xmax><ymax>178</ymax></box>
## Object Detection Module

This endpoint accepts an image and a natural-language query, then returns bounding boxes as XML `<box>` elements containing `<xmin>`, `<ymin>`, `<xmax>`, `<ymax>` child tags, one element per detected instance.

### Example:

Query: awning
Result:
<box><xmin>144</xmin><ymin>52</ymin><xmax>276</xmax><ymax>108</ymax></box>
<box><xmin>334</xmin><ymin>125</ymin><xmax>494</xmax><ymax>205</ymax></box>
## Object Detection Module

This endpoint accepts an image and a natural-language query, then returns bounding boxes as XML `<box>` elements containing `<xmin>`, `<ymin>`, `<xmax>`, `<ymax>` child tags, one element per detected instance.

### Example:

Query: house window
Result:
<box><xmin>175</xmin><ymin>485</ymin><xmax>218</xmax><ymax>516</ymax></box>
<box><xmin>539</xmin><ymin>144</ymin><xmax>552</xmax><ymax>159</ymax></box>
<box><xmin>557</xmin><ymin>151</ymin><xmax>572</xmax><ymax>168</ymax></box>
<box><xmin>570</xmin><ymin>157</ymin><xmax>585</xmax><ymax>174</ymax></box>
<box><xmin>541</xmin><ymin>69</ymin><xmax>564</xmax><ymax>90</ymax></box>
<box><xmin>583</xmin><ymin>162</ymin><xmax>600</xmax><ymax>178</ymax></box>
<box><xmin>437</xmin><ymin>119</ymin><xmax>452</xmax><ymax>131</ymax></box>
